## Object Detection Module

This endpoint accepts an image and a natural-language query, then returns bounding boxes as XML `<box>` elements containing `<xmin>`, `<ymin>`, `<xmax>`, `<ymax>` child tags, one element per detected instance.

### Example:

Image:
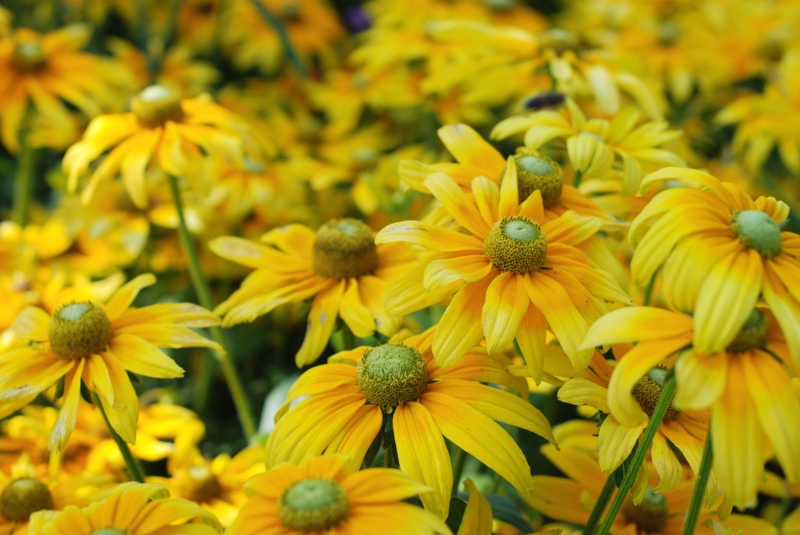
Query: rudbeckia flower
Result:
<box><xmin>629</xmin><ymin>167</ymin><xmax>800</xmax><ymax>362</ymax></box>
<box><xmin>226</xmin><ymin>455</ymin><xmax>450</xmax><ymax>535</ymax></box>
<box><xmin>582</xmin><ymin>306</ymin><xmax>800</xmax><ymax>509</ymax></box>
<box><xmin>265</xmin><ymin>328</ymin><xmax>554</xmax><ymax>519</ymax></box>
<box><xmin>211</xmin><ymin>219</ymin><xmax>414</xmax><ymax>367</ymax></box>
<box><xmin>33</xmin><ymin>482</ymin><xmax>222</xmax><ymax>534</ymax></box>
<box><xmin>0</xmin><ymin>273</ymin><xmax>220</xmax><ymax>452</ymax></box>
<box><xmin>377</xmin><ymin>166</ymin><xmax>630</xmax><ymax>378</ymax></box>
<box><xmin>63</xmin><ymin>84</ymin><xmax>266</xmax><ymax>209</ymax></box>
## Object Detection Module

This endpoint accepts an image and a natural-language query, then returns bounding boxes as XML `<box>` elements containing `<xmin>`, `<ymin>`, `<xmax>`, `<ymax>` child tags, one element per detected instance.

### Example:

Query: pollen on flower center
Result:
<box><xmin>356</xmin><ymin>344</ymin><xmax>429</xmax><ymax>411</ymax></box>
<box><xmin>49</xmin><ymin>301</ymin><xmax>113</xmax><ymax>361</ymax></box>
<box><xmin>621</xmin><ymin>488</ymin><xmax>669</xmax><ymax>533</ymax></box>
<box><xmin>11</xmin><ymin>39</ymin><xmax>47</xmax><ymax>71</ymax></box>
<box><xmin>726</xmin><ymin>309</ymin><xmax>768</xmax><ymax>353</ymax></box>
<box><xmin>131</xmin><ymin>85</ymin><xmax>185</xmax><ymax>128</ymax></box>
<box><xmin>484</xmin><ymin>216</ymin><xmax>547</xmax><ymax>274</ymax></box>
<box><xmin>312</xmin><ymin>218</ymin><xmax>378</xmax><ymax>279</ymax></box>
<box><xmin>631</xmin><ymin>368</ymin><xmax>679</xmax><ymax>421</ymax></box>
<box><xmin>278</xmin><ymin>479</ymin><xmax>349</xmax><ymax>532</ymax></box>
<box><xmin>178</xmin><ymin>465</ymin><xmax>222</xmax><ymax>503</ymax></box>
<box><xmin>731</xmin><ymin>210</ymin><xmax>783</xmax><ymax>257</ymax></box>
<box><xmin>510</xmin><ymin>153</ymin><xmax>563</xmax><ymax>208</ymax></box>
<box><xmin>0</xmin><ymin>477</ymin><xmax>54</xmax><ymax>522</ymax></box>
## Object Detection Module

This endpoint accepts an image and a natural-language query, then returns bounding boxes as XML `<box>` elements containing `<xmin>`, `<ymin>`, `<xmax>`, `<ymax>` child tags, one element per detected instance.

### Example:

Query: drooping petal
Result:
<box><xmin>84</xmin><ymin>353</ymin><xmax>116</xmax><ymax>408</ymax></box>
<box><xmin>482</xmin><ymin>272</ymin><xmax>528</xmax><ymax>354</ymax></box>
<box><xmin>326</xmin><ymin>404</ymin><xmax>383</xmax><ymax>470</ymax></box>
<box><xmin>339</xmin><ymin>279</ymin><xmax>376</xmax><ymax>338</ymax></box>
<box><xmin>650</xmin><ymin>432</ymin><xmax>682</xmax><ymax>492</ymax></box>
<box><xmin>49</xmin><ymin>362</ymin><xmax>85</xmax><ymax>452</ymax></box>
<box><xmin>514</xmin><ymin>304</ymin><xmax>548</xmax><ymax>384</ymax></box>
<box><xmin>597</xmin><ymin>416</ymin><xmax>646</xmax><ymax>473</ymax></box>
<box><xmin>99</xmin><ymin>350</ymin><xmax>139</xmax><ymax>444</ymax></box>
<box><xmin>432</xmin><ymin>277</ymin><xmax>493</xmax><ymax>368</ymax></box>
<box><xmin>295</xmin><ymin>281</ymin><xmax>346</xmax><ymax>367</ymax></box>
<box><xmin>558</xmin><ymin>378</ymin><xmax>609</xmax><ymax>413</ymax></box>
<box><xmin>673</xmin><ymin>350</ymin><xmax>728</xmax><ymax>410</ymax></box>
<box><xmin>457</xmin><ymin>478</ymin><xmax>493</xmax><ymax>535</ymax></box>
<box><xmin>120</xmin><ymin>129</ymin><xmax>161</xmax><ymax>209</ymax></box>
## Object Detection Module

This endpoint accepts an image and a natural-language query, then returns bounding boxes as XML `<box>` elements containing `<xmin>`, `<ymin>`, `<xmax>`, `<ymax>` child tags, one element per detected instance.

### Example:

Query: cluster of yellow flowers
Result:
<box><xmin>1</xmin><ymin>0</ymin><xmax>800</xmax><ymax>534</ymax></box>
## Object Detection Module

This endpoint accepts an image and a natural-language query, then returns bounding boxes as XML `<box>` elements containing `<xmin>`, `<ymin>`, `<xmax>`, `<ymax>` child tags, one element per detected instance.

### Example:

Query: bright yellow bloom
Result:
<box><xmin>0</xmin><ymin>24</ymin><xmax>125</xmax><ymax>152</ymax></box>
<box><xmin>265</xmin><ymin>328</ymin><xmax>553</xmax><ymax>519</ymax></box>
<box><xmin>227</xmin><ymin>455</ymin><xmax>450</xmax><ymax>535</ymax></box>
<box><xmin>630</xmin><ymin>167</ymin><xmax>800</xmax><ymax>363</ymax></box>
<box><xmin>33</xmin><ymin>482</ymin><xmax>222</xmax><ymax>534</ymax></box>
<box><xmin>63</xmin><ymin>84</ymin><xmax>266</xmax><ymax>209</ymax></box>
<box><xmin>0</xmin><ymin>273</ymin><xmax>220</xmax><ymax>452</ymax></box>
<box><xmin>211</xmin><ymin>220</ymin><xmax>414</xmax><ymax>367</ymax></box>
<box><xmin>377</xmin><ymin>167</ymin><xmax>630</xmax><ymax>378</ymax></box>
<box><xmin>583</xmin><ymin>306</ymin><xmax>800</xmax><ymax>508</ymax></box>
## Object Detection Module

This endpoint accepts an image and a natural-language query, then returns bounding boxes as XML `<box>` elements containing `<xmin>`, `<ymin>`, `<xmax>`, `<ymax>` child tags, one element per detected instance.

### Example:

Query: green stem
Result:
<box><xmin>451</xmin><ymin>448</ymin><xmax>468</xmax><ymax>495</ymax></box>
<box><xmin>167</xmin><ymin>175</ymin><xmax>257</xmax><ymax>440</ymax></box>
<box><xmin>595</xmin><ymin>375</ymin><xmax>677</xmax><ymax>535</ymax></box>
<box><xmin>582</xmin><ymin>474</ymin><xmax>616</xmax><ymax>535</ymax></box>
<box><xmin>12</xmin><ymin>108</ymin><xmax>36</xmax><ymax>227</ymax></box>
<box><xmin>681</xmin><ymin>432</ymin><xmax>713</xmax><ymax>535</ymax></box>
<box><xmin>341</xmin><ymin>326</ymin><xmax>356</xmax><ymax>351</ymax></box>
<box><xmin>92</xmin><ymin>392</ymin><xmax>145</xmax><ymax>483</ymax></box>
<box><xmin>246</xmin><ymin>0</ymin><xmax>306</xmax><ymax>77</ymax></box>
<box><xmin>643</xmin><ymin>270</ymin><xmax>658</xmax><ymax>307</ymax></box>
<box><xmin>572</xmin><ymin>169</ymin><xmax>584</xmax><ymax>188</ymax></box>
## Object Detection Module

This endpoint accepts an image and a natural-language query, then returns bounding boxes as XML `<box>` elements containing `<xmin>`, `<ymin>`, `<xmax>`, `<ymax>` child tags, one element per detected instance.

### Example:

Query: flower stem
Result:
<box><xmin>12</xmin><ymin>107</ymin><xmax>36</xmax><ymax>227</ymax></box>
<box><xmin>643</xmin><ymin>270</ymin><xmax>658</xmax><ymax>306</ymax></box>
<box><xmin>167</xmin><ymin>174</ymin><xmax>257</xmax><ymax>440</ymax></box>
<box><xmin>582</xmin><ymin>474</ymin><xmax>616</xmax><ymax>535</ymax></box>
<box><xmin>92</xmin><ymin>392</ymin><xmax>145</xmax><ymax>483</ymax></box>
<box><xmin>681</xmin><ymin>431</ymin><xmax>713</xmax><ymax>535</ymax></box>
<box><xmin>595</xmin><ymin>375</ymin><xmax>677</xmax><ymax>535</ymax></box>
<box><xmin>451</xmin><ymin>447</ymin><xmax>468</xmax><ymax>495</ymax></box>
<box><xmin>572</xmin><ymin>169</ymin><xmax>584</xmax><ymax>188</ymax></box>
<box><xmin>246</xmin><ymin>0</ymin><xmax>306</xmax><ymax>77</ymax></box>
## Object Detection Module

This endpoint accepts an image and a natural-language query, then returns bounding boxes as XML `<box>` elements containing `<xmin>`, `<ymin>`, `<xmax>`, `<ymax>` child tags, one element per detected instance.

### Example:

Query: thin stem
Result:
<box><xmin>92</xmin><ymin>392</ymin><xmax>145</xmax><ymax>483</ymax></box>
<box><xmin>246</xmin><ymin>0</ymin><xmax>306</xmax><ymax>77</ymax></box>
<box><xmin>643</xmin><ymin>270</ymin><xmax>658</xmax><ymax>307</ymax></box>
<box><xmin>167</xmin><ymin>174</ymin><xmax>257</xmax><ymax>440</ymax></box>
<box><xmin>451</xmin><ymin>448</ymin><xmax>468</xmax><ymax>495</ymax></box>
<box><xmin>12</xmin><ymin>107</ymin><xmax>36</xmax><ymax>227</ymax></box>
<box><xmin>681</xmin><ymin>432</ymin><xmax>713</xmax><ymax>535</ymax></box>
<box><xmin>583</xmin><ymin>474</ymin><xmax>616</xmax><ymax>535</ymax></box>
<box><xmin>572</xmin><ymin>169</ymin><xmax>584</xmax><ymax>188</ymax></box>
<box><xmin>595</xmin><ymin>375</ymin><xmax>677</xmax><ymax>535</ymax></box>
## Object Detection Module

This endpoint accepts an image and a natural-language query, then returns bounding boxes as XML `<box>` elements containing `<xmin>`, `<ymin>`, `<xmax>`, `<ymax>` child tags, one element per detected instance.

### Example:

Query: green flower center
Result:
<box><xmin>313</xmin><ymin>219</ymin><xmax>378</xmax><ymax>279</ymax></box>
<box><xmin>484</xmin><ymin>216</ymin><xmax>547</xmax><ymax>274</ymax></box>
<box><xmin>631</xmin><ymin>368</ymin><xmax>679</xmax><ymax>422</ymax></box>
<box><xmin>726</xmin><ymin>309</ymin><xmax>768</xmax><ymax>353</ymax></box>
<box><xmin>731</xmin><ymin>210</ymin><xmax>783</xmax><ymax>257</ymax></box>
<box><xmin>49</xmin><ymin>302</ymin><xmax>113</xmax><ymax>361</ymax></box>
<box><xmin>510</xmin><ymin>154</ymin><xmax>563</xmax><ymax>208</ymax></box>
<box><xmin>11</xmin><ymin>39</ymin><xmax>47</xmax><ymax>71</ymax></box>
<box><xmin>91</xmin><ymin>530</ymin><xmax>130</xmax><ymax>535</ymax></box>
<box><xmin>278</xmin><ymin>479</ymin><xmax>349</xmax><ymax>532</ymax></box>
<box><xmin>132</xmin><ymin>85</ymin><xmax>185</xmax><ymax>128</ymax></box>
<box><xmin>178</xmin><ymin>465</ymin><xmax>222</xmax><ymax>503</ymax></box>
<box><xmin>622</xmin><ymin>488</ymin><xmax>669</xmax><ymax>533</ymax></box>
<box><xmin>357</xmin><ymin>344</ymin><xmax>429</xmax><ymax>411</ymax></box>
<box><xmin>0</xmin><ymin>477</ymin><xmax>54</xmax><ymax>522</ymax></box>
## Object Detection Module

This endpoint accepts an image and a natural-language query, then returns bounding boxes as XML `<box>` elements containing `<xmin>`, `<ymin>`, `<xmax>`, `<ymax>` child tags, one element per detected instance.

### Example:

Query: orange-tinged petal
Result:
<box><xmin>376</xmin><ymin>221</ymin><xmax>485</xmax><ymax>253</ymax></box>
<box><xmin>542</xmin><ymin>211</ymin><xmax>602</xmax><ymax>248</ymax></box>
<box><xmin>518</xmin><ymin>189</ymin><xmax>545</xmax><ymax>222</ymax></box>
<box><xmin>673</xmin><ymin>350</ymin><xmax>727</xmax><ymax>410</ymax></box>
<box><xmin>782</xmin><ymin>233</ymin><xmax>800</xmax><ymax>256</ymax></box>
<box><xmin>109</xmin><ymin>333</ymin><xmax>184</xmax><ymax>378</ymax></box>
<box><xmin>438</xmin><ymin>123</ymin><xmax>505</xmax><ymax>172</ymax></box>
<box><xmin>581</xmin><ymin>307</ymin><xmax>693</xmax><ymax>348</ymax></box>
<box><xmin>514</xmin><ymin>304</ymin><xmax>548</xmax><ymax>383</ymax></box>
<box><xmin>539</xmin><ymin>443</ymin><xmax>605</xmax><ymax>496</ymax></box>
<box><xmin>482</xmin><ymin>272</ymin><xmax>528</xmax><ymax>354</ymax></box>
<box><xmin>432</xmin><ymin>277</ymin><xmax>492</xmax><ymax>368</ymax></box>
<box><xmin>457</xmin><ymin>478</ymin><xmax>492</xmax><ymax>535</ymax></box>
<box><xmin>394</xmin><ymin>402</ymin><xmax>453</xmax><ymax>519</ymax></box>
<box><xmin>295</xmin><ymin>281</ymin><xmax>345</xmax><ymax>367</ymax></box>
<box><xmin>49</xmin><ymin>362</ymin><xmax>85</xmax><ymax>452</ymax></box>
<box><xmin>424</xmin><ymin>255</ymin><xmax>492</xmax><ymax>290</ymax></box>
<box><xmin>597</xmin><ymin>417</ymin><xmax>645</xmax><ymax>473</ymax></box>
<box><xmin>346</xmin><ymin>503</ymin><xmax>452</xmax><ymax>535</ymax></box>
<box><xmin>527</xmin><ymin>476</ymin><xmax>590</xmax><ymax>526</ymax></box>
<box><xmin>763</xmin><ymin>263</ymin><xmax>800</xmax><ymax>366</ymax></box>
<box><xmin>424</xmin><ymin>173</ymin><xmax>492</xmax><ymax>237</ymax></box>
<box><xmin>325</xmin><ymin>404</ymin><xmax>382</xmax><ymax>469</ymax></box>
<box><xmin>650</xmin><ymin>432</ymin><xmax>682</xmax><ymax>492</ymax></box>
<box><xmin>471</xmin><ymin>177</ymin><xmax>499</xmax><ymax>228</ymax></box>
<box><xmin>498</xmin><ymin>156</ymin><xmax>519</xmax><ymax>218</ymax></box>
<box><xmin>339</xmin><ymin>279</ymin><xmax>376</xmax><ymax>338</ymax></box>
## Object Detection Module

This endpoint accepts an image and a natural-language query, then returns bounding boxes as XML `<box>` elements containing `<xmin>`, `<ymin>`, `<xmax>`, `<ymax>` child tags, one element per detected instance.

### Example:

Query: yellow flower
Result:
<box><xmin>63</xmin><ymin>84</ymin><xmax>265</xmax><ymax>209</ymax></box>
<box><xmin>211</xmin><ymin>219</ymin><xmax>414</xmax><ymax>367</ymax></box>
<box><xmin>0</xmin><ymin>273</ymin><xmax>220</xmax><ymax>452</ymax></box>
<box><xmin>34</xmin><ymin>482</ymin><xmax>222</xmax><ymax>534</ymax></box>
<box><xmin>630</xmin><ymin>167</ymin><xmax>800</xmax><ymax>362</ymax></box>
<box><xmin>227</xmin><ymin>455</ymin><xmax>450</xmax><ymax>535</ymax></box>
<box><xmin>377</xmin><ymin>167</ymin><xmax>630</xmax><ymax>379</ymax></box>
<box><xmin>492</xmin><ymin>99</ymin><xmax>684</xmax><ymax>195</ymax></box>
<box><xmin>582</xmin><ymin>306</ymin><xmax>800</xmax><ymax>508</ymax></box>
<box><xmin>0</xmin><ymin>24</ymin><xmax>124</xmax><ymax>152</ymax></box>
<box><xmin>265</xmin><ymin>328</ymin><xmax>553</xmax><ymax>519</ymax></box>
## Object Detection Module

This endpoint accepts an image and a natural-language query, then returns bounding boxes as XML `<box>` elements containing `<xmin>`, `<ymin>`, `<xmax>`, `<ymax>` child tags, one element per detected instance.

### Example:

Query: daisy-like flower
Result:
<box><xmin>63</xmin><ymin>84</ymin><xmax>267</xmax><ymax>209</ymax></box>
<box><xmin>211</xmin><ymin>219</ymin><xmax>414</xmax><ymax>367</ymax></box>
<box><xmin>377</xmin><ymin>165</ymin><xmax>630</xmax><ymax>378</ymax></box>
<box><xmin>0</xmin><ymin>273</ymin><xmax>221</xmax><ymax>452</ymax></box>
<box><xmin>629</xmin><ymin>167</ymin><xmax>800</xmax><ymax>362</ymax></box>
<box><xmin>582</xmin><ymin>306</ymin><xmax>800</xmax><ymax>508</ymax></box>
<box><xmin>0</xmin><ymin>24</ymin><xmax>124</xmax><ymax>152</ymax></box>
<box><xmin>226</xmin><ymin>455</ymin><xmax>450</xmax><ymax>535</ymax></box>
<box><xmin>491</xmin><ymin>99</ymin><xmax>684</xmax><ymax>195</ymax></box>
<box><xmin>32</xmin><ymin>482</ymin><xmax>222</xmax><ymax>534</ymax></box>
<box><xmin>265</xmin><ymin>328</ymin><xmax>553</xmax><ymax>519</ymax></box>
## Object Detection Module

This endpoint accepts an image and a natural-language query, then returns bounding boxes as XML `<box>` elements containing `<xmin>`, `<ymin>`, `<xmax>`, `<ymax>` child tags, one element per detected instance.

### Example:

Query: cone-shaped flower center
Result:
<box><xmin>484</xmin><ymin>216</ymin><xmax>547</xmax><ymax>273</ymax></box>
<box><xmin>49</xmin><ymin>302</ymin><xmax>113</xmax><ymax>361</ymax></box>
<box><xmin>511</xmin><ymin>154</ymin><xmax>563</xmax><ymax>208</ymax></box>
<box><xmin>313</xmin><ymin>219</ymin><xmax>378</xmax><ymax>279</ymax></box>
<box><xmin>622</xmin><ymin>488</ymin><xmax>669</xmax><ymax>533</ymax></box>
<box><xmin>91</xmin><ymin>530</ymin><xmax>129</xmax><ymax>535</ymax></box>
<box><xmin>631</xmin><ymin>368</ymin><xmax>679</xmax><ymax>421</ymax></box>
<box><xmin>11</xmin><ymin>38</ymin><xmax>47</xmax><ymax>71</ymax></box>
<box><xmin>132</xmin><ymin>85</ymin><xmax>185</xmax><ymax>128</ymax></box>
<box><xmin>0</xmin><ymin>477</ymin><xmax>54</xmax><ymax>522</ymax></box>
<box><xmin>726</xmin><ymin>309</ymin><xmax>768</xmax><ymax>353</ymax></box>
<box><xmin>178</xmin><ymin>465</ymin><xmax>222</xmax><ymax>503</ymax></box>
<box><xmin>731</xmin><ymin>210</ymin><xmax>783</xmax><ymax>257</ymax></box>
<box><xmin>278</xmin><ymin>478</ymin><xmax>349</xmax><ymax>531</ymax></box>
<box><xmin>357</xmin><ymin>344</ymin><xmax>429</xmax><ymax>411</ymax></box>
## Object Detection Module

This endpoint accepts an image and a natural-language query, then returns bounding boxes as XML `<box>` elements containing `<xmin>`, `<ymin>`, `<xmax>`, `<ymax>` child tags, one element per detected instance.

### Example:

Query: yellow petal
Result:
<box><xmin>376</xmin><ymin>221</ymin><xmax>484</xmax><ymax>252</ymax></box>
<box><xmin>49</xmin><ymin>362</ymin><xmax>85</xmax><ymax>452</ymax></box>
<box><xmin>597</xmin><ymin>416</ymin><xmax>645</xmax><ymax>473</ymax></box>
<box><xmin>326</xmin><ymin>404</ymin><xmax>383</xmax><ymax>470</ymax></box>
<box><xmin>498</xmin><ymin>156</ymin><xmax>519</xmax><ymax>218</ymax></box>
<box><xmin>471</xmin><ymin>177</ymin><xmax>499</xmax><ymax>228</ymax></box>
<box><xmin>650</xmin><ymin>432</ymin><xmax>682</xmax><ymax>492</ymax></box>
<box><xmin>542</xmin><ymin>211</ymin><xmax>602</xmax><ymax>248</ymax></box>
<box><xmin>84</xmin><ymin>353</ymin><xmax>116</xmax><ymax>408</ymax></box>
<box><xmin>437</xmin><ymin>123</ymin><xmax>505</xmax><ymax>172</ymax></box>
<box><xmin>640</xmin><ymin>167</ymin><xmax>735</xmax><ymax>207</ymax></box>
<box><xmin>423</xmin><ymin>173</ymin><xmax>492</xmax><ymax>237</ymax></box>
<box><xmin>558</xmin><ymin>377</ymin><xmax>609</xmax><ymax>413</ymax></box>
<box><xmin>10</xmin><ymin>306</ymin><xmax>51</xmax><ymax>342</ymax></box>
<box><xmin>457</xmin><ymin>478</ymin><xmax>493</xmax><ymax>535</ymax></box>
<box><xmin>432</xmin><ymin>278</ymin><xmax>491</xmax><ymax>368</ymax></box>
<box><xmin>384</xmin><ymin>264</ymin><xmax>461</xmax><ymax>316</ymax></box>
<box><xmin>104</xmin><ymin>273</ymin><xmax>157</xmax><ymax>322</ymax></box>
<box><xmin>260</xmin><ymin>224</ymin><xmax>316</xmax><ymax>257</ymax></box>
<box><xmin>482</xmin><ymin>272</ymin><xmax>528</xmax><ymax>354</ymax></box>
<box><xmin>343</xmin><ymin>465</ymin><xmax>432</xmax><ymax>504</ymax></box>
<box><xmin>581</xmin><ymin>307</ymin><xmax>693</xmax><ymax>349</ymax></box>
<box><xmin>99</xmin><ymin>350</ymin><xmax>139</xmax><ymax>443</ymax></box>
<box><xmin>120</xmin><ymin>129</ymin><xmax>160</xmax><ymax>209</ymax></box>
<box><xmin>109</xmin><ymin>333</ymin><xmax>184</xmax><ymax>378</ymax></box>
<box><xmin>112</xmin><ymin>302</ymin><xmax>220</xmax><ymax>329</ymax></box>
<box><xmin>339</xmin><ymin>279</ymin><xmax>376</xmax><ymax>338</ymax></box>
<box><xmin>295</xmin><ymin>282</ymin><xmax>345</xmax><ymax>367</ymax></box>
<box><xmin>515</xmin><ymin>305</ymin><xmax>548</xmax><ymax>384</ymax></box>
<box><xmin>424</xmin><ymin>255</ymin><xmax>493</xmax><ymax>290</ymax></box>
<box><xmin>673</xmin><ymin>350</ymin><xmax>727</xmax><ymax>410</ymax></box>
<box><xmin>209</xmin><ymin>236</ymin><xmax>295</xmax><ymax>268</ymax></box>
